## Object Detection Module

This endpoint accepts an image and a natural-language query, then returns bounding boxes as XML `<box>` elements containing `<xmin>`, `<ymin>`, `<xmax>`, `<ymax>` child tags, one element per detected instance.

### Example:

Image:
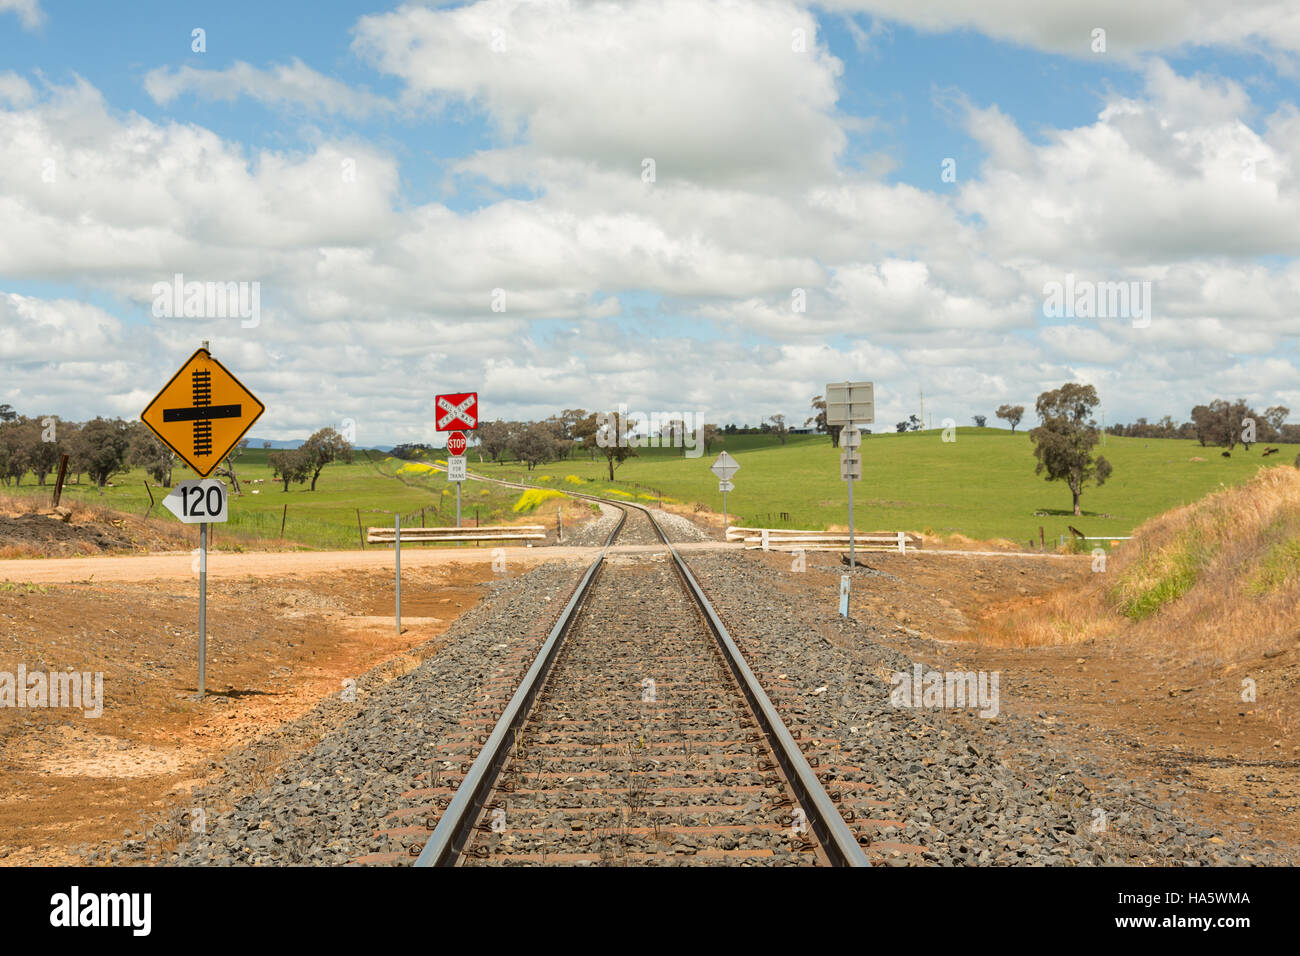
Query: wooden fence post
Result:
<box><xmin>50</xmin><ymin>454</ymin><xmax>70</xmax><ymax>508</ymax></box>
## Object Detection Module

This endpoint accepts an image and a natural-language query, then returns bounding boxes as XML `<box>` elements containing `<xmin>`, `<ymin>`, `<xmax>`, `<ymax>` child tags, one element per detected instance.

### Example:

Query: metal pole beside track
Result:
<box><xmin>846</xmin><ymin>456</ymin><xmax>855</xmax><ymax>612</ymax></box>
<box><xmin>395</xmin><ymin>513</ymin><xmax>401</xmax><ymax>635</ymax></box>
<box><xmin>198</xmin><ymin>521</ymin><xmax>207</xmax><ymax>698</ymax></box>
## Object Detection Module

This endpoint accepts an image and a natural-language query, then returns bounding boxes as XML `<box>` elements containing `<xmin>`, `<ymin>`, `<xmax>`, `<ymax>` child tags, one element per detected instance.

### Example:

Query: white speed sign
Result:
<box><xmin>162</xmin><ymin>479</ymin><xmax>229</xmax><ymax>524</ymax></box>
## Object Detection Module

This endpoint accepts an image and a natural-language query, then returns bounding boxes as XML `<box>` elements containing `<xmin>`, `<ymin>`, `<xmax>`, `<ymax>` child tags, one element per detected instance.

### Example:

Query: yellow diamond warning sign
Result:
<box><xmin>141</xmin><ymin>348</ymin><xmax>265</xmax><ymax>478</ymax></box>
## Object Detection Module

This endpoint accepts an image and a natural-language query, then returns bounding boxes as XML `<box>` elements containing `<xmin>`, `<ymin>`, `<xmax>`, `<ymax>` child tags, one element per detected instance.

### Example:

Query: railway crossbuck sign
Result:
<box><xmin>436</xmin><ymin>392</ymin><xmax>478</xmax><ymax>431</ymax></box>
<box><xmin>141</xmin><ymin>348</ymin><xmax>264</xmax><ymax>477</ymax></box>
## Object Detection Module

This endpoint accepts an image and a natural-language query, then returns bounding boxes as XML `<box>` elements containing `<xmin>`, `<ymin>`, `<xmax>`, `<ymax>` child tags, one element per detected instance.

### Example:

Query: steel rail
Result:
<box><xmin>661</xmin><ymin>537</ymin><xmax>870</xmax><ymax>867</ymax></box>
<box><xmin>418</xmin><ymin>468</ymin><xmax>869</xmax><ymax>866</ymax></box>
<box><xmin>412</xmin><ymin>507</ymin><xmax>626</xmax><ymax>867</ymax></box>
<box><xmin>587</xmin><ymin>495</ymin><xmax>869</xmax><ymax>866</ymax></box>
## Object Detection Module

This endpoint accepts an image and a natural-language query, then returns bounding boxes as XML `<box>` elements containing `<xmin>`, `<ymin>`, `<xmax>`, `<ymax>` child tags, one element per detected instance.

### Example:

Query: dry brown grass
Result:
<box><xmin>975</xmin><ymin>466</ymin><xmax>1300</xmax><ymax>660</ymax></box>
<box><xmin>0</xmin><ymin>489</ymin><xmax>151</xmax><ymax>527</ymax></box>
<box><xmin>0</xmin><ymin>490</ymin><xmax>306</xmax><ymax>554</ymax></box>
<box><xmin>0</xmin><ymin>543</ymin><xmax>44</xmax><ymax>560</ymax></box>
<box><xmin>925</xmin><ymin>531</ymin><xmax>1025</xmax><ymax>552</ymax></box>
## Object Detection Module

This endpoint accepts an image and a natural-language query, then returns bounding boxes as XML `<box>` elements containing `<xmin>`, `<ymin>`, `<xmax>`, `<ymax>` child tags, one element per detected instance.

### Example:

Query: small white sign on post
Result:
<box><xmin>447</xmin><ymin>456</ymin><xmax>467</xmax><ymax>482</ymax></box>
<box><xmin>163</xmin><ymin>479</ymin><xmax>228</xmax><ymax>524</ymax></box>
<box><xmin>825</xmin><ymin>381</ymin><xmax>875</xmax><ymax>426</ymax></box>
<box><xmin>710</xmin><ymin>452</ymin><xmax>739</xmax><ymax>480</ymax></box>
<box><xmin>711</xmin><ymin>452</ymin><xmax>739</xmax><ymax>540</ymax></box>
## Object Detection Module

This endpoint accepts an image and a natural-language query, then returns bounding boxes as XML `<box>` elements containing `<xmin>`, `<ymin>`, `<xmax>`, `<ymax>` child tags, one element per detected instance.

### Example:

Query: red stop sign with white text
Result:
<box><xmin>446</xmin><ymin>431</ymin><xmax>467</xmax><ymax>456</ymax></box>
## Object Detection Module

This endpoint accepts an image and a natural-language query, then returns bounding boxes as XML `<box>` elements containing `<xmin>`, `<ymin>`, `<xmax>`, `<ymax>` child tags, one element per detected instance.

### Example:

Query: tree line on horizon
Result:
<box><xmin>9</xmin><ymin>387</ymin><xmax>1291</xmax><ymax>515</ymax></box>
<box><xmin>392</xmin><ymin>410</ymin><xmax>727</xmax><ymax>481</ymax></box>
<box><xmin>0</xmin><ymin>403</ymin><xmax>352</xmax><ymax>495</ymax></box>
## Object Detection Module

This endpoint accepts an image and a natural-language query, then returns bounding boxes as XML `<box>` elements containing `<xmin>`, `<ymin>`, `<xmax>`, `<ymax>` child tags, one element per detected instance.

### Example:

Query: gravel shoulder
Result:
<box><xmin>684</xmin><ymin>549</ymin><xmax>1299</xmax><ymax>865</ymax></box>
<box><xmin>69</xmin><ymin>561</ymin><xmax>587</xmax><ymax>865</ymax></box>
<box><xmin>74</xmin><ymin>518</ymin><xmax>1296</xmax><ymax>867</ymax></box>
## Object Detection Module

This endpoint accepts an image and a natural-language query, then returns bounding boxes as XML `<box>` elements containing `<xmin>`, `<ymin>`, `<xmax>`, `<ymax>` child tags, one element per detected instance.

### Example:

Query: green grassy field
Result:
<box><xmin>7</xmin><ymin>430</ymin><xmax>1297</xmax><ymax>550</ymax></box>
<box><xmin>485</xmin><ymin>429</ymin><xmax>1300</xmax><ymax>546</ymax></box>
<box><xmin>7</xmin><ymin>448</ymin><xmax>543</xmax><ymax>550</ymax></box>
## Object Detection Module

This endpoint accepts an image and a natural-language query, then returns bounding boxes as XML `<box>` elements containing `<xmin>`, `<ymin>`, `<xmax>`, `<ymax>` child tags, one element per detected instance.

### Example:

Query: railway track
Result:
<box><xmin>380</xmin><ymin>497</ymin><xmax>869</xmax><ymax>866</ymax></box>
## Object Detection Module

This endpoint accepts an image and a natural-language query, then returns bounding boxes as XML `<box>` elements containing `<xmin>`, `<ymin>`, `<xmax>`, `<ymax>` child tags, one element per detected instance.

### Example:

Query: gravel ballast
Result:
<box><xmin>563</xmin><ymin>503</ymin><xmax>621</xmax><ymax>547</ymax></box>
<box><xmin>86</xmin><ymin>562</ymin><xmax>586</xmax><ymax>866</ymax></box>
<box><xmin>647</xmin><ymin>507</ymin><xmax>713</xmax><ymax>543</ymax></box>
<box><xmin>682</xmin><ymin>550</ymin><xmax>1297</xmax><ymax>866</ymax></box>
<box><xmin>89</xmin><ymin>501</ymin><xmax>1293</xmax><ymax>866</ymax></box>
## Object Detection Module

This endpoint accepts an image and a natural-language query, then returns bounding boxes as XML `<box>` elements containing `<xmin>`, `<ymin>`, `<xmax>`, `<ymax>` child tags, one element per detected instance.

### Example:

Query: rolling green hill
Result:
<box><xmin>7</xmin><ymin>430</ymin><xmax>1296</xmax><ymax>550</ymax></box>
<box><xmin>487</xmin><ymin>429</ymin><xmax>1300</xmax><ymax>546</ymax></box>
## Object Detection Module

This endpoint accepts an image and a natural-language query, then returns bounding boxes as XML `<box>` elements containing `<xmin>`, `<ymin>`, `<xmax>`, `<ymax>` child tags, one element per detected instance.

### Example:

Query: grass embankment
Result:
<box><xmin>975</xmin><ymin>466</ymin><xmax>1300</xmax><ymax>658</ymax></box>
<box><xmin>0</xmin><ymin>449</ymin><xmax>574</xmax><ymax>551</ymax></box>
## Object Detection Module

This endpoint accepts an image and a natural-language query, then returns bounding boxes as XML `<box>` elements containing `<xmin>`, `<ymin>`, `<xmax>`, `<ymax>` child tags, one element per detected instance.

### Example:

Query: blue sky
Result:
<box><xmin>3</xmin><ymin>0</ymin><xmax>1299</xmax><ymax>444</ymax></box>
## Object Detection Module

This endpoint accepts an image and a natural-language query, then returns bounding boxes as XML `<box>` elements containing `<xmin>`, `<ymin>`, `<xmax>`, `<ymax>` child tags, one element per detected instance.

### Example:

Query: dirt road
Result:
<box><xmin>0</xmin><ymin>541</ymin><xmax>1084</xmax><ymax>585</ymax></box>
<box><xmin>0</xmin><ymin>545</ymin><xmax>596</xmax><ymax>583</ymax></box>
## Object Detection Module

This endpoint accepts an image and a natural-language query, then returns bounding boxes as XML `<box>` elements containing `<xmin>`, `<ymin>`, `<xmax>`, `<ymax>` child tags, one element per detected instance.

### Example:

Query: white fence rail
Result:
<box><xmin>367</xmin><ymin>524</ymin><xmax>546</xmax><ymax>545</ymax></box>
<box><xmin>725</xmin><ymin>527</ymin><xmax>921</xmax><ymax>553</ymax></box>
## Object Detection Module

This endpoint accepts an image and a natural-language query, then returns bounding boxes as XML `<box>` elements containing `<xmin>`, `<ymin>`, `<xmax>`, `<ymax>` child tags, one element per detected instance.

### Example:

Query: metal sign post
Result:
<box><xmin>847</xmin><ymin>453</ymin><xmax>855</xmax><ymax>574</ymax></box>
<box><xmin>163</xmin><ymin>477</ymin><xmax>231</xmax><ymax>700</ymax></box>
<box><xmin>719</xmin><ymin>480</ymin><xmax>735</xmax><ymax>531</ymax></box>
<box><xmin>395</xmin><ymin>514</ymin><xmax>402</xmax><ymax>635</ymax></box>
<box><xmin>198</xmin><ymin>521</ymin><xmax>207</xmax><ymax>696</ymax></box>
<box><xmin>841</xmin><ymin>426</ymin><xmax>863</xmax><ymax>574</ymax></box>
<box><xmin>143</xmin><ymin>345</ymin><xmax>262</xmax><ymax>699</ymax></box>
<box><xmin>826</xmin><ymin>382</ymin><xmax>873</xmax><ymax>619</ymax></box>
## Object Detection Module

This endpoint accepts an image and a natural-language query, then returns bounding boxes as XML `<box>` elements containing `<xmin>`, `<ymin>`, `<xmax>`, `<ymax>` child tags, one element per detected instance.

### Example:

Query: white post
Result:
<box><xmin>762</xmin><ymin>528</ymin><xmax>770</xmax><ymax>551</ymax></box>
<box><xmin>394</xmin><ymin>514</ymin><xmax>401</xmax><ymax>635</ymax></box>
<box><xmin>844</xmin><ymin>390</ymin><xmax>856</xmax><ymax>618</ymax></box>
<box><xmin>897</xmin><ymin>530</ymin><xmax>905</xmax><ymax>554</ymax></box>
<box><xmin>198</xmin><ymin>521</ymin><xmax>207</xmax><ymax>697</ymax></box>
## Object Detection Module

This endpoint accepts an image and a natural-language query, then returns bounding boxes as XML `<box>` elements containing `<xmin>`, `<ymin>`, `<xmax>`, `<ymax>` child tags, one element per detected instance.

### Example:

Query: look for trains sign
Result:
<box><xmin>141</xmin><ymin>348</ymin><xmax>265</xmax><ymax>477</ymax></box>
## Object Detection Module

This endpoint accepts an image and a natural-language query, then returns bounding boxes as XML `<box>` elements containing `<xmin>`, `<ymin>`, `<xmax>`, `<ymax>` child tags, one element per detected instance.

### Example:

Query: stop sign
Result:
<box><xmin>446</xmin><ymin>431</ymin><xmax>467</xmax><ymax>456</ymax></box>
